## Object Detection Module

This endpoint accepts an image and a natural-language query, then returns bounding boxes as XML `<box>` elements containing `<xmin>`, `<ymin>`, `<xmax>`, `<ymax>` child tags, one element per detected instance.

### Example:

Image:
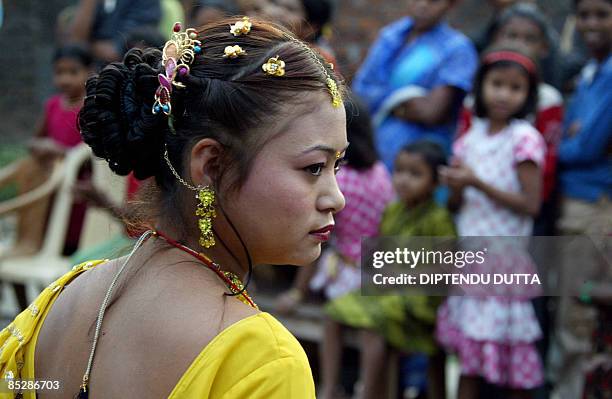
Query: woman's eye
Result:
<box><xmin>306</xmin><ymin>163</ymin><xmax>324</xmax><ymax>176</ymax></box>
<box><xmin>334</xmin><ymin>157</ymin><xmax>347</xmax><ymax>174</ymax></box>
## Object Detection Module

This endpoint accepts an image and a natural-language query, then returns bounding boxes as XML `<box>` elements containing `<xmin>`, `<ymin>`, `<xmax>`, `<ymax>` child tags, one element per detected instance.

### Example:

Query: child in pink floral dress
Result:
<box><xmin>436</xmin><ymin>47</ymin><xmax>546</xmax><ymax>398</ymax></box>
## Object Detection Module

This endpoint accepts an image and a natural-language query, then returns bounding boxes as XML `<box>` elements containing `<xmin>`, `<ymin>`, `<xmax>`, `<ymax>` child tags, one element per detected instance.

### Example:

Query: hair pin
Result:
<box><xmin>230</xmin><ymin>16</ymin><xmax>252</xmax><ymax>36</ymax></box>
<box><xmin>223</xmin><ymin>45</ymin><xmax>246</xmax><ymax>59</ymax></box>
<box><xmin>262</xmin><ymin>56</ymin><xmax>285</xmax><ymax>77</ymax></box>
<box><xmin>153</xmin><ymin>22</ymin><xmax>201</xmax><ymax>116</ymax></box>
<box><xmin>290</xmin><ymin>38</ymin><xmax>342</xmax><ymax>108</ymax></box>
<box><xmin>326</xmin><ymin>78</ymin><xmax>342</xmax><ymax>108</ymax></box>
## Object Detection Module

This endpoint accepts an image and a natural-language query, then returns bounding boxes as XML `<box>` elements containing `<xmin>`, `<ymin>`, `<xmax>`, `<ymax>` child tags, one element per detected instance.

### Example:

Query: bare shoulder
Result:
<box><xmin>121</xmin><ymin>259</ymin><xmax>260</xmax><ymax>348</ymax></box>
<box><xmin>62</xmin><ymin>256</ymin><xmax>259</xmax><ymax>340</ymax></box>
<box><xmin>37</xmin><ymin>257</ymin><xmax>262</xmax><ymax>397</ymax></box>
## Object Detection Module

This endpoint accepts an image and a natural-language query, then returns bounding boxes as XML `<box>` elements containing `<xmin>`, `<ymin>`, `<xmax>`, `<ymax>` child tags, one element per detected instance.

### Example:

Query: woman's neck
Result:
<box><xmin>406</xmin><ymin>29</ymin><xmax>422</xmax><ymax>44</ymax></box>
<box><xmin>406</xmin><ymin>24</ymin><xmax>435</xmax><ymax>44</ymax></box>
<box><xmin>155</xmin><ymin>221</ymin><xmax>250</xmax><ymax>281</ymax></box>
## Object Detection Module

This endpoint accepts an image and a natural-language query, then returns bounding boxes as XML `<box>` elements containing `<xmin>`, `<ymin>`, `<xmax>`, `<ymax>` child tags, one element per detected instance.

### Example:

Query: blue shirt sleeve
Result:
<box><xmin>433</xmin><ymin>38</ymin><xmax>478</xmax><ymax>92</ymax></box>
<box><xmin>352</xmin><ymin>28</ymin><xmax>399</xmax><ymax>113</ymax></box>
<box><xmin>558</xmin><ymin>90</ymin><xmax>612</xmax><ymax>165</ymax></box>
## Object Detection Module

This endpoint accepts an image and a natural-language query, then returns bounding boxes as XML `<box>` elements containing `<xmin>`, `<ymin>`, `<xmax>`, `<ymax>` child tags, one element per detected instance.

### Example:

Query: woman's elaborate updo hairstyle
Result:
<box><xmin>79</xmin><ymin>18</ymin><xmax>344</xmax><ymax>225</ymax></box>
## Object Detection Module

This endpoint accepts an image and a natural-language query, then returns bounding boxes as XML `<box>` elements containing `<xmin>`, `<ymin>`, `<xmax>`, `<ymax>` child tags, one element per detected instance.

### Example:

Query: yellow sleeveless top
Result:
<box><xmin>0</xmin><ymin>260</ymin><xmax>316</xmax><ymax>398</ymax></box>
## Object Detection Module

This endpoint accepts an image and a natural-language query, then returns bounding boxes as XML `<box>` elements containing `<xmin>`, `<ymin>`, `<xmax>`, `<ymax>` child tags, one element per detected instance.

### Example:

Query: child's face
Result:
<box><xmin>494</xmin><ymin>16</ymin><xmax>548</xmax><ymax>58</ymax></box>
<box><xmin>482</xmin><ymin>65</ymin><xmax>529</xmax><ymax>122</ymax></box>
<box><xmin>407</xmin><ymin>0</ymin><xmax>453</xmax><ymax>32</ymax></box>
<box><xmin>576</xmin><ymin>0</ymin><xmax>612</xmax><ymax>58</ymax></box>
<box><xmin>393</xmin><ymin>151</ymin><xmax>436</xmax><ymax>206</ymax></box>
<box><xmin>53</xmin><ymin>58</ymin><xmax>89</xmax><ymax>99</ymax></box>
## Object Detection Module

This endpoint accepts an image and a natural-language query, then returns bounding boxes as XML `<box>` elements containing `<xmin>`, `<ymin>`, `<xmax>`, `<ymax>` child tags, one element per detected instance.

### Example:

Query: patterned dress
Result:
<box><xmin>435</xmin><ymin>118</ymin><xmax>546</xmax><ymax>389</ymax></box>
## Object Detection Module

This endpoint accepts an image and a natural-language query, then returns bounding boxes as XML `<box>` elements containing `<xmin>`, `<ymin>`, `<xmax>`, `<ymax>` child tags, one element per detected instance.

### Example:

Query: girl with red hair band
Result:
<box><xmin>436</xmin><ymin>48</ymin><xmax>546</xmax><ymax>399</ymax></box>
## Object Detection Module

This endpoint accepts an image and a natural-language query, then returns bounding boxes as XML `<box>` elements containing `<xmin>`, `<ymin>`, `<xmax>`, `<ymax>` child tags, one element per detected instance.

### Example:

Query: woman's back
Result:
<box><xmin>32</xmin><ymin>249</ymin><xmax>259</xmax><ymax>398</ymax></box>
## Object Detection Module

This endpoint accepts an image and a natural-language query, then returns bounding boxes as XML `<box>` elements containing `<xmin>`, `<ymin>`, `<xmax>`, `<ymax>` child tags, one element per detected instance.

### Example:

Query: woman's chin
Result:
<box><xmin>263</xmin><ymin>244</ymin><xmax>321</xmax><ymax>266</ymax></box>
<box><xmin>292</xmin><ymin>245</ymin><xmax>323</xmax><ymax>266</ymax></box>
<box><xmin>306</xmin><ymin>245</ymin><xmax>323</xmax><ymax>264</ymax></box>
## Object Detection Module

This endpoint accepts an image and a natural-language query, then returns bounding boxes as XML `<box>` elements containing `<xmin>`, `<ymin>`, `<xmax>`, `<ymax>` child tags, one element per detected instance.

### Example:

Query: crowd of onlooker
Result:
<box><xmin>2</xmin><ymin>0</ymin><xmax>610</xmax><ymax>398</ymax></box>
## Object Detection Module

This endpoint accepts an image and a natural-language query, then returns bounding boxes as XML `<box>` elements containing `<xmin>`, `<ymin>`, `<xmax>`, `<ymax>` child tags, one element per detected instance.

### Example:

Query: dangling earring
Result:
<box><xmin>163</xmin><ymin>145</ymin><xmax>217</xmax><ymax>249</ymax></box>
<box><xmin>196</xmin><ymin>185</ymin><xmax>217</xmax><ymax>248</ymax></box>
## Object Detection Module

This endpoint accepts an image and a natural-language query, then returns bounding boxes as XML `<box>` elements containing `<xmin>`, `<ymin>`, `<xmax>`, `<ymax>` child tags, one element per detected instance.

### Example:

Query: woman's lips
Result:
<box><xmin>309</xmin><ymin>224</ymin><xmax>334</xmax><ymax>242</ymax></box>
<box><xmin>310</xmin><ymin>224</ymin><xmax>334</xmax><ymax>233</ymax></box>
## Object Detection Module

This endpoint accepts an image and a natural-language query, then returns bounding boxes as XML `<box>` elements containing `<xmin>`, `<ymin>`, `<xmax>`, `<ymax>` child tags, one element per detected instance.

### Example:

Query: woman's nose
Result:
<box><xmin>317</xmin><ymin>175</ymin><xmax>346</xmax><ymax>214</ymax></box>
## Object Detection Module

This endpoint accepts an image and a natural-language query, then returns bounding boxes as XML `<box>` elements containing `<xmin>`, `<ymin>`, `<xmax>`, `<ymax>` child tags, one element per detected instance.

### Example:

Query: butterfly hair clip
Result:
<box><xmin>153</xmin><ymin>22</ymin><xmax>202</xmax><ymax>116</ymax></box>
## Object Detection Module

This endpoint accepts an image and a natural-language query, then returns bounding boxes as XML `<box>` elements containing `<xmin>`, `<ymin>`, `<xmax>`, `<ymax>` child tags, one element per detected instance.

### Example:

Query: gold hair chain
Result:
<box><xmin>291</xmin><ymin>39</ymin><xmax>342</xmax><ymax>107</ymax></box>
<box><xmin>163</xmin><ymin>146</ymin><xmax>199</xmax><ymax>191</ymax></box>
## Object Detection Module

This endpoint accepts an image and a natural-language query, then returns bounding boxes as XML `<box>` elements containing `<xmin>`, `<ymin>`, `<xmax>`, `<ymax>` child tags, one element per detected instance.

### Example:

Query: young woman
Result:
<box><xmin>0</xmin><ymin>18</ymin><xmax>346</xmax><ymax>398</ymax></box>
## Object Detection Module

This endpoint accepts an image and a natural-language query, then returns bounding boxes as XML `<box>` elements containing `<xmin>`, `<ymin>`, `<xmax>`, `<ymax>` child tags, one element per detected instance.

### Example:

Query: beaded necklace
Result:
<box><xmin>153</xmin><ymin>230</ymin><xmax>258</xmax><ymax>309</ymax></box>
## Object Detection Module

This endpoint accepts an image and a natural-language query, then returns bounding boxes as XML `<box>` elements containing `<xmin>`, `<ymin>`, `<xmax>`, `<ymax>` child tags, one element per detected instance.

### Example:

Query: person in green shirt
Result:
<box><xmin>326</xmin><ymin>140</ymin><xmax>455</xmax><ymax>399</ymax></box>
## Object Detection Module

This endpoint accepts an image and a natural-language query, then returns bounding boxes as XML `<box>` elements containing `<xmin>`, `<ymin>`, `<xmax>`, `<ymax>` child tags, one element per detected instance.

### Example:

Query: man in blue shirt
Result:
<box><xmin>557</xmin><ymin>0</ymin><xmax>611</xmax><ymax>231</ymax></box>
<box><xmin>553</xmin><ymin>1</ymin><xmax>611</xmax><ymax>398</ymax></box>
<box><xmin>352</xmin><ymin>0</ymin><xmax>477</xmax><ymax>170</ymax></box>
<box><xmin>558</xmin><ymin>55</ymin><xmax>612</xmax><ymax>205</ymax></box>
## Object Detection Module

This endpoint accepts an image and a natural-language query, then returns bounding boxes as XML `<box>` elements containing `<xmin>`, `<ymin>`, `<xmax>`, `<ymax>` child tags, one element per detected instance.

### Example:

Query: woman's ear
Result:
<box><xmin>190</xmin><ymin>138</ymin><xmax>224</xmax><ymax>187</ymax></box>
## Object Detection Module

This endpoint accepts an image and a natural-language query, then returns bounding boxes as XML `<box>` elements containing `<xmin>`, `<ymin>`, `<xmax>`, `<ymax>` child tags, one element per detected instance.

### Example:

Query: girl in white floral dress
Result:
<box><xmin>436</xmin><ymin>47</ymin><xmax>546</xmax><ymax>399</ymax></box>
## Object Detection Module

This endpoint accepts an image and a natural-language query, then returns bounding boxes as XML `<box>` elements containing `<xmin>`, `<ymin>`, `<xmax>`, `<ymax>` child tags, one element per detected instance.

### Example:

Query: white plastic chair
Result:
<box><xmin>0</xmin><ymin>144</ymin><xmax>92</xmax><ymax>303</ymax></box>
<box><xmin>0</xmin><ymin>157</ymin><xmax>65</xmax><ymax>257</ymax></box>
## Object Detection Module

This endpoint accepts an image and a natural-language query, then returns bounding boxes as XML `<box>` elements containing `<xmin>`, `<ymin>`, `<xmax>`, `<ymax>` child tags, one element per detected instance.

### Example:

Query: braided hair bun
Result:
<box><xmin>79</xmin><ymin>48</ymin><xmax>169</xmax><ymax>179</ymax></box>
